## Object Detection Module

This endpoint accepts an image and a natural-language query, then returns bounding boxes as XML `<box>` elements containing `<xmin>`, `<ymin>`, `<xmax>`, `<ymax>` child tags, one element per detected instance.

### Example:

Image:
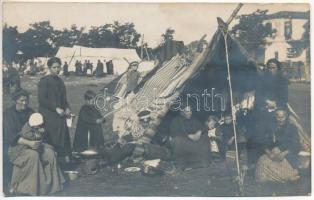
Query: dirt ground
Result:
<box><xmin>3</xmin><ymin>76</ymin><xmax>311</xmax><ymax>197</ymax></box>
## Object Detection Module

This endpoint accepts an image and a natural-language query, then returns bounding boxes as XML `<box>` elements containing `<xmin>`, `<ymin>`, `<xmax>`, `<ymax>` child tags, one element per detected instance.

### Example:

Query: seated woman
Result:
<box><xmin>169</xmin><ymin>105</ymin><xmax>210</xmax><ymax>170</ymax></box>
<box><xmin>3</xmin><ymin>89</ymin><xmax>65</xmax><ymax>196</ymax></box>
<box><xmin>3</xmin><ymin>90</ymin><xmax>34</xmax><ymax>194</ymax></box>
<box><xmin>255</xmin><ymin>109</ymin><xmax>301</xmax><ymax>183</ymax></box>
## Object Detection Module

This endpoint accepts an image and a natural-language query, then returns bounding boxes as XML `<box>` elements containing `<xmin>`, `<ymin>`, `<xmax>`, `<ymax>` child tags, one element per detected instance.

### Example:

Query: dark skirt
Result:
<box><xmin>39</xmin><ymin>107</ymin><xmax>71</xmax><ymax>157</ymax></box>
<box><xmin>171</xmin><ymin>135</ymin><xmax>211</xmax><ymax>169</ymax></box>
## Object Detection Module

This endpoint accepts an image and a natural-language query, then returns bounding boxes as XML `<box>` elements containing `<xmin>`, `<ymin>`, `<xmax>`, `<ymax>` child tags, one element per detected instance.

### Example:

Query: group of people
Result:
<box><xmin>162</xmin><ymin>58</ymin><xmax>308</xmax><ymax>184</ymax></box>
<box><xmin>2</xmin><ymin>56</ymin><xmax>309</xmax><ymax>196</ymax></box>
<box><xmin>4</xmin><ymin>57</ymin><xmax>71</xmax><ymax>195</ymax></box>
<box><xmin>70</xmin><ymin>59</ymin><xmax>114</xmax><ymax>77</ymax></box>
<box><xmin>3</xmin><ymin>57</ymin><xmax>147</xmax><ymax>196</ymax></box>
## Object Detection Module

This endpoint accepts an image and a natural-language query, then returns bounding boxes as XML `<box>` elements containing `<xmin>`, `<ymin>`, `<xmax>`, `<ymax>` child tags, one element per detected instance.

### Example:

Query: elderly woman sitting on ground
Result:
<box><xmin>255</xmin><ymin>109</ymin><xmax>303</xmax><ymax>183</ymax></box>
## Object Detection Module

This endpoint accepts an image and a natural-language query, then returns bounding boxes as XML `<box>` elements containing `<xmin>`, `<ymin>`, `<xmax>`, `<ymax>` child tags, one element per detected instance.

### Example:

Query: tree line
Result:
<box><xmin>5</xmin><ymin>10</ymin><xmax>308</xmax><ymax>66</ymax></box>
<box><xmin>3</xmin><ymin>21</ymin><xmax>143</xmax><ymax>65</ymax></box>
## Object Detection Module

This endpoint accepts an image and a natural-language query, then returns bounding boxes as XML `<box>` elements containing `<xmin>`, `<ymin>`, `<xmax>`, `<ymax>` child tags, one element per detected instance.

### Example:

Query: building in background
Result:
<box><xmin>262</xmin><ymin>11</ymin><xmax>310</xmax><ymax>80</ymax></box>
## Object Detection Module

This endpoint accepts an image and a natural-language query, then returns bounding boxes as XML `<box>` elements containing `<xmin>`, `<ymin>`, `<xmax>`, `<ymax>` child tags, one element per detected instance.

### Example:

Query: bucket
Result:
<box><xmin>299</xmin><ymin>151</ymin><xmax>310</xmax><ymax>169</ymax></box>
<box><xmin>64</xmin><ymin>171</ymin><xmax>79</xmax><ymax>181</ymax></box>
<box><xmin>66</xmin><ymin>114</ymin><xmax>75</xmax><ymax>127</ymax></box>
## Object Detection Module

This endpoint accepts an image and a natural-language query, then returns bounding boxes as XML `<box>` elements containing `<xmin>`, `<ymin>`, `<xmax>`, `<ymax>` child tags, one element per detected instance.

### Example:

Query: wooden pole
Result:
<box><xmin>223</xmin><ymin>32</ymin><xmax>241</xmax><ymax>178</ymax></box>
<box><xmin>144</xmin><ymin>44</ymin><xmax>150</xmax><ymax>61</ymax></box>
<box><xmin>218</xmin><ymin>3</ymin><xmax>244</xmax><ymax>195</ymax></box>
<box><xmin>140</xmin><ymin>34</ymin><xmax>144</xmax><ymax>59</ymax></box>
<box><xmin>226</xmin><ymin>3</ymin><xmax>243</xmax><ymax>26</ymax></box>
<box><xmin>68</xmin><ymin>27</ymin><xmax>85</xmax><ymax>66</ymax></box>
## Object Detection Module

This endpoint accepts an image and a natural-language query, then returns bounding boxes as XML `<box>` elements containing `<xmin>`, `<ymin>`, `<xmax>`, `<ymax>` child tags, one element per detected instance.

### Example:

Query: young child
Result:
<box><xmin>205</xmin><ymin>116</ymin><xmax>224</xmax><ymax>159</ymax></box>
<box><xmin>221</xmin><ymin>114</ymin><xmax>247</xmax><ymax>158</ymax></box>
<box><xmin>18</xmin><ymin>112</ymin><xmax>50</xmax><ymax>165</ymax></box>
<box><xmin>73</xmin><ymin>90</ymin><xmax>105</xmax><ymax>152</ymax></box>
<box><xmin>19</xmin><ymin>113</ymin><xmax>45</xmax><ymax>142</ymax></box>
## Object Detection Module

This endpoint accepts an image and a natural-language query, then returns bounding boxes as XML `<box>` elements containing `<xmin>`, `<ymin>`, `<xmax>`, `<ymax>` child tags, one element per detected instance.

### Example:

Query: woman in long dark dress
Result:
<box><xmin>3</xmin><ymin>89</ymin><xmax>65</xmax><ymax>195</ymax></box>
<box><xmin>256</xmin><ymin>58</ymin><xmax>289</xmax><ymax>109</ymax></box>
<box><xmin>73</xmin><ymin>90</ymin><xmax>105</xmax><ymax>152</ymax></box>
<box><xmin>38</xmin><ymin>57</ymin><xmax>72</xmax><ymax>161</ymax></box>
<box><xmin>170</xmin><ymin>105</ymin><xmax>210</xmax><ymax>170</ymax></box>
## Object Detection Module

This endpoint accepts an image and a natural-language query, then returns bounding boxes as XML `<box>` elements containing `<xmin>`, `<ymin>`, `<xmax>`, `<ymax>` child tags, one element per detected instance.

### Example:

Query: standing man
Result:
<box><xmin>78</xmin><ymin>61</ymin><xmax>83</xmax><ymax>76</ymax></box>
<box><xmin>63</xmin><ymin>61</ymin><xmax>69</xmax><ymax>77</ymax></box>
<box><xmin>75</xmin><ymin>60</ymin><xmax>83</xmax><ymax>76</ymax></box>
<box><xmin>106</xmin><ymin>60</ymin><xmax>114</xmax><ymax>75</ymax></box>
<box><xmin>83</xmin><ymin>60</ymin><xmax>88</xmax><ymax>76</ymax></box>
<box><xmin>89</xmin><ymin>61</ymin><xmax>94</xmax><ymax>76</ymax></box>
<box><xmin>38</xmin><ymin>57</ymin><xmax>72</xmax><ymax>163</ymax></box>
<box><xmin>95</xmin><ymin>60</ymin><xmax>104</xmax><ymax>77</ymax></box>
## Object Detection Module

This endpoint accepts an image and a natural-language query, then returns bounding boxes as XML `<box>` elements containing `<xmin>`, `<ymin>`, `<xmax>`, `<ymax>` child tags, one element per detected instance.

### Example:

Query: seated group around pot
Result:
<box><xmin>3</xmin><ymin>90</ymin><xmax>308</xmax><ymax>196</ymax></box>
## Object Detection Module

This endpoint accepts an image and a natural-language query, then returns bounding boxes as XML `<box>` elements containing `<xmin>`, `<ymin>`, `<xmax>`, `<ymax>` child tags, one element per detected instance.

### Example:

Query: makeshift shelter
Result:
<box><xmin>55</xmin><ymin>45</ymin><xmax>143</xmax><ymax>75</ymax></box>
<box><xmin>104</xmin><ymin>18</ymin><xmax>310</xmax><ymax>153</ymax></box>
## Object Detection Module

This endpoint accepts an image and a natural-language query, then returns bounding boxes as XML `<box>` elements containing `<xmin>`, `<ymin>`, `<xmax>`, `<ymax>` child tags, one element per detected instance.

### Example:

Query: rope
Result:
<box><xmin>222</xmin><ymin>31</ymin><xmax>243</xmax><ymax>186</ymax></box>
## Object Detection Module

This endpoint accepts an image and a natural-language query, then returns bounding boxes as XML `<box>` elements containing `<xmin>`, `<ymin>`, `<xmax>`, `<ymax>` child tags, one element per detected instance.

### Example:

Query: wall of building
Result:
<box><xmin>261</xmin><ymin>12</ymin><xmax>309</xmax><ymax>80</ymax></box>
<box><xmin>264</xmin><ymin>18</ymin><xmax>307</xmax><ymax>42</ymax></box>
<box><xmin>264</xmin><ymin>41</ymin><xmax>307</xmax><ymax>63</ymax></box>
<box><xmin>263</xmin><ymin>18</ymin><xmax>307</xmax><ymax>63</ymax></box>
<box><xmin>291</xmin><ymin>19</ymin><xmax>308</xmax><ymax>40</ymax></box>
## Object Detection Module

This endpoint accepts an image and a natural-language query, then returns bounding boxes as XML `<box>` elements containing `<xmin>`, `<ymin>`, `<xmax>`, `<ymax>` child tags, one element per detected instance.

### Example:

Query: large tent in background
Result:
<box><xmin>55</xmin><ymin>45</ymin><xmax>147</xmax><ymax>75</ymax></box>
<box><xmin>104</xmin><ymin>17</ymin><xmax>310</xmax><ymax>152</ymax></box>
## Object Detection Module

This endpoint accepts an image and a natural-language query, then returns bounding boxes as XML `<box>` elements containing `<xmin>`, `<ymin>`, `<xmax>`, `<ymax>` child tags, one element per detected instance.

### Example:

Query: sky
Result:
<box><xmin>2</xmin><ymin>2</ymin><xmax>310</xmax><ymax>47</ymax></box>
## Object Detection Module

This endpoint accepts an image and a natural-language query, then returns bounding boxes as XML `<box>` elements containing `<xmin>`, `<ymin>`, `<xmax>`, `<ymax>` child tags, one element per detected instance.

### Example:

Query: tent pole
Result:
<box><xmin>226</xmin><ymin>3</ymin><xmax>243</xmax><ymax>26</ymax></box>
<box><xmin>222</xmin><ymin>31</ymin><xmax>244</xmax><ymax>195</ymax></box>
<box><xmin>68</xmin><ymin>27</ymin><xmax>85</xmax><ymax>66</ymax></box>
<box><xmin>141</xmin><ymin>34</ymin><xmax>144</xmax><ymax>59</ymax></box>
<box><xmin>145</xmin><ymin>44</ymin><xmax>150</xmax><ymax>61</ymax></box>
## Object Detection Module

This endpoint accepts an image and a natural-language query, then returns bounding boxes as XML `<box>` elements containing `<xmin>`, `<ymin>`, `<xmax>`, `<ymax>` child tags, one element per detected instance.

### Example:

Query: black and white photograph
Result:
<box><xmin>1</xmin><ymin>1</ymin><xmax>311</xmax><ymax>197</ymax></box>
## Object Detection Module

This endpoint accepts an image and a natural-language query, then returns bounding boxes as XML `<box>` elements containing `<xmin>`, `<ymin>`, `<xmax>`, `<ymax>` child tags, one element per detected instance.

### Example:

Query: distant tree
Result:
<box><xmin>54</xmin><ymin>24</ymin><xmax>84</xmax><ymax>47</ymax></box>
<box><xmin>85</xmin><ymin>26</ymin><xmax>101</xmax><ymax>47</ymax></box>
<box><xmin>3</xmin><ymin>24</ymin><xmax>19</xmax><ymax>65</ymax></box>
<box><xmin>112</xmin><ymin>21</ymin><xmax>141</xmax><ymax>48</ymax></box>
<box><xmin>231</xmin><ymin>10</ymin><xmax>276</xmax><ymax>56</ymax></box>
<box><xmin>19</xmin><ymin>21</ymin><xmax>55</xmax><ymax>59</ymax></box>
<box><xmin>68</xmin><ymin>22</ymin><xmax>141</xmax><ymax>48</ymax></box>
<box><xmin>96</xmin><ymin>24</ymin><xmax>115</xmax><ymax>47</ymax></box>
<box><xmin>5</xmin><ymin>20</ymin><xmax>142</xmax><ymax>62</ymax></box>
<box><xmin>161</xmin><ymin>28</ymin><xmax>175</xmax><ymax>43</ymax></box>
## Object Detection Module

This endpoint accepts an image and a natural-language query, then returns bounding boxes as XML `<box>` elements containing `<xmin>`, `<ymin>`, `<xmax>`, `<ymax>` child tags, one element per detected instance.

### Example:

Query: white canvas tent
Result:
<box><xmin>55</xmin><ymin>45</ymin><xmax>143</xmax><ymax>75</ymax></box>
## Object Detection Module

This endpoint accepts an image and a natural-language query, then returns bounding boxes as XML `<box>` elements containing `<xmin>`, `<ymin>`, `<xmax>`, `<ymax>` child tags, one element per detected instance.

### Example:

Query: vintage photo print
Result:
<box><xmin>1</xmin><ymin>1</ymin><xmax>311</xmax><ymax>197</ymax></box>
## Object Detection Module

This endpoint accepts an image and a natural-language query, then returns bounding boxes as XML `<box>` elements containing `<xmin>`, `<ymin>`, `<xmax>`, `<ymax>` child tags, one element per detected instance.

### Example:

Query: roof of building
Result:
<box><xmin>265</xmin><ymin>11</ymin><xmax>310</xmax><ymax>20</ymax></box>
